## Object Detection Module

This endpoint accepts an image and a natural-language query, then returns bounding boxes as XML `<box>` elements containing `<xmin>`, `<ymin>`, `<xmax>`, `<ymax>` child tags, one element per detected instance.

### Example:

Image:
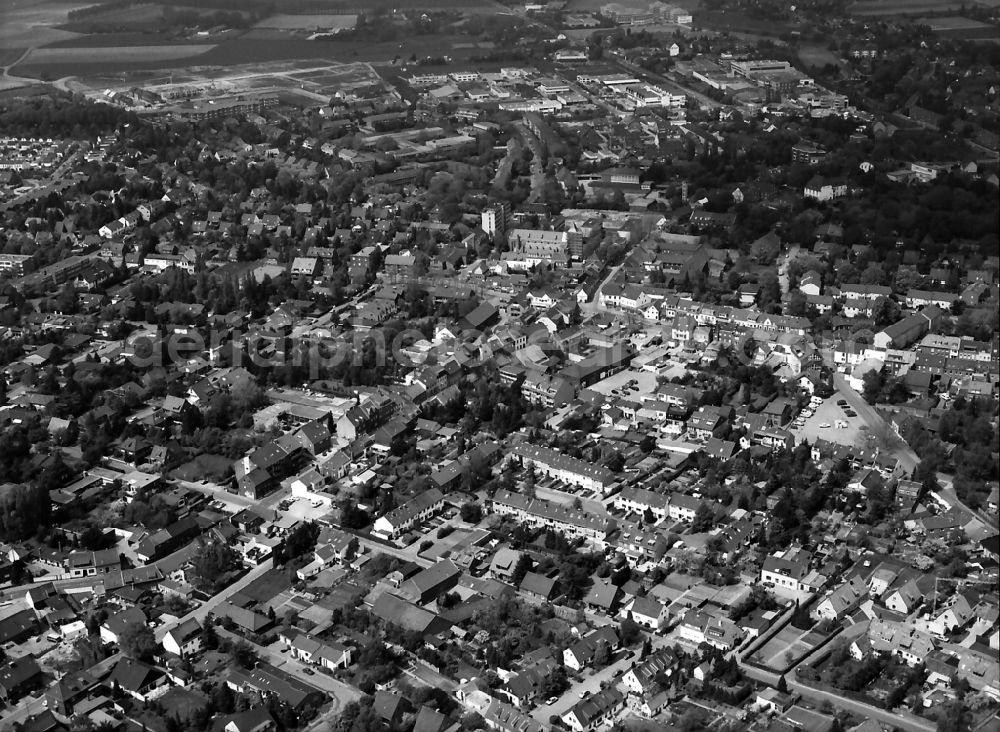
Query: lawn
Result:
<box><xmin>755</xmin><ymin>625</ymin><xmax>818</xmax><ymax>672</ymax></box>
<box><xmin>170</xmin><ymin>453</ymin><xmax>232</xmax><ymax>483</ymax></box>
<box><xmin>240</xmin><ymin>568</ymin><xmax>293</xmax><ymax>604</ymax></box>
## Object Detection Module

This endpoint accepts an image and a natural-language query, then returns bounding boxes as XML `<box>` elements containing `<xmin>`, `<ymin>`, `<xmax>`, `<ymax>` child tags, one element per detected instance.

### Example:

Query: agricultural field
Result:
<box><xmin>55</xmin><ymin>3</ymin><xmax>165</xmax><ymax>32</ymax></box>
<box><xmin>917</xmin><ymin>15</ymin><xmax>1000</xmax><ymax>38</ymax></box>
<box><xmin>565</xmin><ymin>0</ymin><xmax>701</xmax><ymax>10</ymax></box>
<box><xmin>848</xmin><ymin>0</ymin><xmax>976</xmax><ymax>15</ymax></box>
<box><xmin>0</xmin><ymin>0</ymin><xmax>88</xmax><ymax>49</ymax></box>
<box><xmin>693</xmin><ymin>9</ymin><xmax>798</xmax><ymax>35</ymax></box>
<box><xmin>254</xmin><ymin>13</ymin><xmax>359</xmax><ymax>31</ymax></box>
<box><xmin>14</xmin><ymin>43</ymin><xmax>217</xmax><ymax>79</ymax></box>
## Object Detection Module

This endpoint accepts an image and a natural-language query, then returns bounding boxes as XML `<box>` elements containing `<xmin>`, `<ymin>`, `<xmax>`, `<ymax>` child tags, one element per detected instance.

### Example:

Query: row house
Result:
<box><xmin>372</xmin><ymin>488</ymin><xmax>446</xmax><ymax>539</ymax></box>
<box><xmin>507</xmin><ymin>443</ymin><xmax>617</xmax><ymax>493</ymax></box>
<box><xmin>610</xmin><ymin>521</ymin><xmax>668</xmax><ymax>567</ymax></box>
<box><xmin>521</xmin><ymin>372</ymin><xmax>576</xmax><ymax>408</ymax></box>
<box><xmin>614</xmin><ymin>486</ymin><xmax>670</xmax><ymax>521</ymax></box>
<box><xmin>906</xmin><ymin>289</ymin><xmax>959</xmax><ymax>310</ymax></box>
<box><xmin>491</xmin><ymin>489</ymin><xmax>617</xmax><ymax>547</ymax></box>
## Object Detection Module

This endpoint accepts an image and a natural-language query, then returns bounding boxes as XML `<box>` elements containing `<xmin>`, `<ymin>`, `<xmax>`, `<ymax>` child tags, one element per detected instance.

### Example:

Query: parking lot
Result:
<box><xmin>589</xmin><ymin>368</ymin><xmax>658</xmax><ymax>399</ymax></box>
<box><xmin>281</xmin><ymin>495</ymin><xmax>337</xmax><ymax>523</ymax></box>
<box><xmin>790</xmin><ymin>392</ymin><xmax>867</xmax><ymax>447</ymax></box>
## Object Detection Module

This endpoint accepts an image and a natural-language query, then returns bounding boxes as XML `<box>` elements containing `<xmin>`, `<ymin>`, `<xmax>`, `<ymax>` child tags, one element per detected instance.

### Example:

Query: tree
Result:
<box><xmin>936</xmin><ymin>700</ymin><xmax>971</xmax><ymax>732</ymax></box>
<box><xmin>339</xmin><ymin>499</ymin><xmax>369</xmax><ymax>530</ymax></box>
<box><xmin>592</xmin><ymin>639</ymin><xmax>611</xmax><ymax>668</ymax></box>
<box><xmin>226</xmin><ymin>638</ymin><xmax>258</xmax><ymax>669</ymax></box>
<box><xmin>119</xmin><ymin>621</ymin><xmax>158</xmax><ymax>661</ymax></box>
<box><xmin>191</xmin><ymin>541</ymin><xmax>239</xmax><ymax>592</ymax></box>
<box><xmin>619</xmin><ymin>616</ymin><xmax>642</xmax><ymax>645</ymax></box>
<box><xmin>861</xmin><ymin>368</ymin><xmax>885</xmax><ymax>405</ymax></box>
<box><xmin>460</xmin><ymin>502</ymin><xmax>483</xmax><ymax>523</ymax></box>
<box><xmin>691</xmin><ymin>502</ymin><xmax>715</xmax><ymax>532</ymax></box>
<box><xmin>787</xmin><ymin>289</ymin><xmax>808</xmax><ymax>317</ymax></box>
<box><xmin>871</xmin><ymin>296</ymin><xmax>900</xmax><ymax>327</ymax></box>
<box><xmin>511</xmin><ymin>554</ymin><xmax>532</xmax><ymax>586</ymax></box>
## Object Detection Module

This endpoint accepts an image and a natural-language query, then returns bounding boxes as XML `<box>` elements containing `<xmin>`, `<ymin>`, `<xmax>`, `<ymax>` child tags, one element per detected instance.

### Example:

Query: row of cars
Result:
<box><xmin>836</xmin><ymin>398</ymin><xmax>858</xmax><ymax>418</ymax></box>
<box><xmin>791</xmin><ymin>395</ymin><xmax>825</xmax><ymax>429</ymax></box>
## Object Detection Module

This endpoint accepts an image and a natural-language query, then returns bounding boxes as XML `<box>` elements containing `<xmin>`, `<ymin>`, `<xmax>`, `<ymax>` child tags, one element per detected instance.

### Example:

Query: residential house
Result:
<box><xmin>162</xmin><ymin>618</ymin><xmax>203</xmax><ymax>658</ymax></box>
<box><xmin>108</xmin><ymin>658</ymin><xmax>165</xmax><ymax>701</ymax></box>
<box><xmin>619</xmin><ymin>596</ymin><xmax>669</xmax><ymax>631</ymax></box>
<box><xmin>563</xmin><ymin>626</ymin><xmax>619</xmax><ymax>671</ymax></box>
<box><xmin>561</xmin><ymin>687</ymin><xmax>625</xmax><ymax>732</ymax></box>
<box><xmin>99</xmin><ymin>607</ymin><xmax>147</xmax><ymax>646</ymax></box>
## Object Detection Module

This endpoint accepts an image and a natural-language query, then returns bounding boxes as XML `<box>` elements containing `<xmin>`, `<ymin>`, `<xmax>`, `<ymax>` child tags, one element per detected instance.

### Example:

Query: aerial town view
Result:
<box><xmin>0</xmin><ymin>0</ymin><xmax>997</xmax><ymax>730</ymax></box>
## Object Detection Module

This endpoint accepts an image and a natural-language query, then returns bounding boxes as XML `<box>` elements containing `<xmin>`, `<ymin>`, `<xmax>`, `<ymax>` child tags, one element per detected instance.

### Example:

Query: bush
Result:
<box><xmin>419</xmin><ymin>540</ymin><xmax>433</xmax><ymax>552</ymax></box>
<box><xmin>437</xmin><ymin>525</ymin><xmax>454</xmax><ymax>539</ymax></box>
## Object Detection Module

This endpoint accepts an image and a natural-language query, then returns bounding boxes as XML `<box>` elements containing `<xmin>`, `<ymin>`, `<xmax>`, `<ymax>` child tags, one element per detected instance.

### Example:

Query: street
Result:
<box><xmin>787</xmin><ymin>677</ymin><xmax>935</xmax><ymax>732</ymax></box>
<box><xmin>530</xmin><ymin>648</ymin><xmax>638</xmax><ymax>724</ymax></box>
<box><xmin>154</xmin><ymin>561</ymin><xmax>274</xmax><ymax>642</ymax></box>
